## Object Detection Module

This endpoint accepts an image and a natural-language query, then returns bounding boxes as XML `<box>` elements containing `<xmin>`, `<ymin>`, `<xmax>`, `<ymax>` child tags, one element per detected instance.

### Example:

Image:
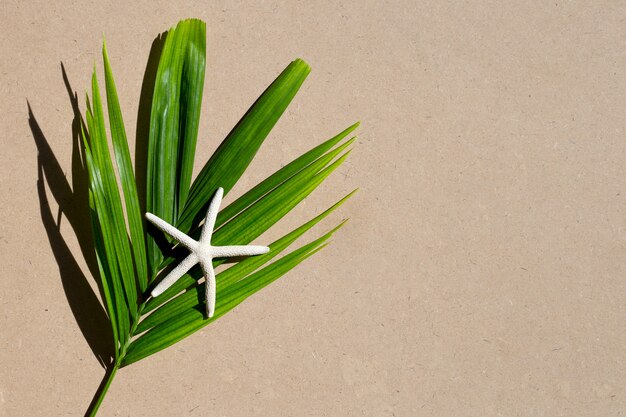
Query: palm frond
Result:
<box><xmin>79</xmin><ymin>18</ymin><xmax>357</xmax><ymax>417</ymax></box>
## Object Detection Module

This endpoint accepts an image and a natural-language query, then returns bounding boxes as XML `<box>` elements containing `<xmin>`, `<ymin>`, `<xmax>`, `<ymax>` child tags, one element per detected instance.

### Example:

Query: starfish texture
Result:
<box><xmin>146</xmin><ymin>187</ymin><xmax>269</xmax><ymax>317</ymax></box>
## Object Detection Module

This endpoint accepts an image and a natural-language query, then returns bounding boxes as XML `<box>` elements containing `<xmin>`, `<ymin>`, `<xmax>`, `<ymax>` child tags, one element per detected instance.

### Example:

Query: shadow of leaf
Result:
<box><xmin>29</xmin><ymin>95</ymin><xmax>114</xmax><ymax>367</ymax></box>
<box><xmin>29</xmin><ymin>32</ymin><xmax>168</xmax><ymax>415</ymax></box>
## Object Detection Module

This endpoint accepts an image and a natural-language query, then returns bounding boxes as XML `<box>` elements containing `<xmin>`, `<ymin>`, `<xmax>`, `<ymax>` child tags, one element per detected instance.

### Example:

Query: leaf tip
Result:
<box><xmin>292</xmin><ymin>58</ymin><xmax>311</xmax><ymax>75</ymax></box>
<box><xmin>346</xmin><ymin>188</ymin><xmax>359</xmax><ymax>199</ymax></box>
<box><xmin>102</xmin><ymin>38</ymin><xmax>109</xmax><ymax>61</ymax></box>
<box><xmin>332</xmin><ymin>218</ymin><xmax>350</xmax><ymax>233</ymax></box>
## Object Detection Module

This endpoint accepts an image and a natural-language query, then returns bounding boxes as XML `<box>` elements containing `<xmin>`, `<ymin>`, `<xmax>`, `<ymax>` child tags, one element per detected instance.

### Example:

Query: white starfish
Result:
<box><xmin>146</xmin><ymin>187</ymin><xmax>269</xmax><ymax>317</ymax></box>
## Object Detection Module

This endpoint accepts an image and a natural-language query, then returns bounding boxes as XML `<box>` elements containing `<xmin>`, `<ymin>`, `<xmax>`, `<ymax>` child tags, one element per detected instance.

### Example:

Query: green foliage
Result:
<box><xmin>145</xmin><ymin>19</ymin><xmax>206</xmax><ymax>278</ymax></box>
<box><xmin>80</xmin><ymin>18</ymin><xmax>357</xmax><ymax>416</ymax></box>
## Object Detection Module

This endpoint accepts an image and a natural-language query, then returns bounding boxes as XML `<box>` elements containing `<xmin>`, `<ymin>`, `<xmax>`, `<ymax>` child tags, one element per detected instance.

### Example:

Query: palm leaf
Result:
<box><xmin>82</xmin><ymin>114</ymin><xmax>130</xmax><ymax>352</ymax></box>
<box><xmin>122</xmin><ymin>223</ymin><xmax>342</xmax><ymax>366</ymax></box>
<box><xmin>174</xmin><ymin>58</ymin><xmax>311</xmax><ymax>235</ymax></box>
<box><xmin>145</xmin><ymin>19</ymin><xmax>206</xmax><ymax>278</ymax></box>
<box><xmin>136</xmin><ymin>191</ymin><xmax>355</xmax><ymax>334</ymax></box>
<box><xmin>102</xmin><ymin>42</ymin><xmax>148</xmax><ymax>292</ymax></box>
<box><xmin>78</xmin><ymin>18</ymin><xmax>357</xmax><ymax>417</ymax></box>
<box><xmin>84</xmin><ymin>147</ymin><xmax>119</xmax><ymax>354</ymax></box>
<box><xmin>145</xmin><ymin>130</ymin><xmax>356</xmax><ymax>312</ymax></box>
<box><xmin>215</xmin><ymin>122</ymin><xmax>359</xmax><ymax>229</ymax></box>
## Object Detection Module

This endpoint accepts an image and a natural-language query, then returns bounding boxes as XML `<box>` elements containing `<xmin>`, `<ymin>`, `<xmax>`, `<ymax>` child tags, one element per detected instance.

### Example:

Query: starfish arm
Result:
<box><xmin>200</xmin><ymin>260</ymin><xmax>217</xmax><ymax>318</ymax></box>
<box><xmin>151</xmin><ymin>253</ymin><xmax>199</xmax><ymax>297</ymax></box>
<box><xmin>200</xmin><ymin>187</ymin><xmax>224</xmax><ymax>244</ymax></box>
<box><xmin>145</xmin><ymin>212</ymin><xmax>198</xmax><ymax>251</ymax></box>
<box><xmin>211</xmin><ymin>245</ymin><xmax>270</xmax><ymax>258</ymax></box>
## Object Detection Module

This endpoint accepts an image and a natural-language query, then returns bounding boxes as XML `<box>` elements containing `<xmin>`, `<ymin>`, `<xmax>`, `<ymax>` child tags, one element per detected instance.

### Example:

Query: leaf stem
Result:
<box><xmin>85</xmin><ymin>361</ymin><xmax>119</xmax><ymax>417</ymax></box>
<box><xmin>86</xmin><ymin>305</ymin><xmax>143</xmax><ymax>416</ymax></box>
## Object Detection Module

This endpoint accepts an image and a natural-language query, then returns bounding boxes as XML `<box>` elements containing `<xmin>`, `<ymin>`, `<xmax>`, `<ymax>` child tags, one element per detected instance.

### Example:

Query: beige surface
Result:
<box><xmin>1</xmin><ymin>1</ymin><xmax>625</xmax><ymax>416</ymax></box>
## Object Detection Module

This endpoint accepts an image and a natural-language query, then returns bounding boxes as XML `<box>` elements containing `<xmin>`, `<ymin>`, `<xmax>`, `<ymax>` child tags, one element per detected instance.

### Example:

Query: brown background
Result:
<box><xmin>1</xmin><ymin>1</ymin><xmax>625</xmax><ymax>416</ymax></box>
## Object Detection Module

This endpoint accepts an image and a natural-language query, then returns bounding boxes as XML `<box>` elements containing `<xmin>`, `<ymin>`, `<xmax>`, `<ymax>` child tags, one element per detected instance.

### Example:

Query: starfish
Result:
<box><xmin>146</xmin><ymin>187</ymin><xmax>269</xmax><ymax>317</ymax></box>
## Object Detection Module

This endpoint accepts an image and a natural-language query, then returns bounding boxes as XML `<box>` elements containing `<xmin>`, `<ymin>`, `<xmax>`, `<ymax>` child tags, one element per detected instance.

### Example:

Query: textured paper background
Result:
<box><xmin>1</xmin><ymin>1</ymin><xmax>625</xmax><ymax>416</ymax></box>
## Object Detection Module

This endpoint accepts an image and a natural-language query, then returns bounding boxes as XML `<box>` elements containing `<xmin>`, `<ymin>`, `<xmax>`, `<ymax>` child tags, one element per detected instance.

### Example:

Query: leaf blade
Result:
<box><xmin>146</xmin><ymin>19</ymin><xmax>206</xmax><ymax>278</ymax></box>
<box><xmin>144</xmin><ymin>143</ymin><xmax>352</xmax><ymax>312</ymax></box>
<box><xmin>81</xmin><ymin>120</ymin><xmax>129</xmax><ymax>350</ymax></box>
<box><xmin>175</xmin><ymin>59</ymin><xmax>311</xmax><ymax>235</ymax></box>
<box><xmin>83</xmin><ymin>131</ymin><xmax>120</xmax><ymax>353</ymax></box>
<box><xmin>136</xmin><ymin>191</ymin><xmax>355</xmax><ymax>333</ymax></box>
<box><xmin>124</xmin><ymin>225</ymin><xmax>342</xmax><ymax>366</ymax></box>
<box><xmin>102</xmin><ymin>41</ymin><xmax>148</xmax><ymax>292</ymax></box>
<box><xmin>215</xmin><ymin>122</ymin><xmax>359</xmax><ymax>230</ymax></box>
<box><xmin>90</xmin><ymin>70</ymin><xmax>138</xmax><ymax>321</ymax></box>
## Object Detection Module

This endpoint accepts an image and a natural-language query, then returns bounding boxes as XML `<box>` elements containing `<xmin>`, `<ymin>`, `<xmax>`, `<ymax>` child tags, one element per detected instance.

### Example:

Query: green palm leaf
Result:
<box><xmin>145</xmin><ymin>133</ymin><xmax>355</xmax><ymax>312</ymax></box>
<box><xmin>215</xmin><ymin>122</ymin><xmax>359</xmax><ymax>229</ymax></box>
<box><xmin>78</xmin><ymin>18</ymin><xmax>357</xmax><ymax>417</ymax></box>
<box><xmin>175</xmin><ymin>58</ymin><xmax>311</xmax><ymax>235</ymax></box>
<box><xmin>122</xmin><ymin>223</ymin><xmax>342</xmax><ymax>366</ymax></box>
<box><xmin>146</xmin><ymin>19</ymin><xmax>206</xmax><ymax>278</ymax></box>
<box><xmin>136</xmin><ymin>191</ymin><xmax>355</xmax><ymax>335</ymax></box>
<box><xmin>102</xmin><ymin>42</ymin><xmax>148</xmax><ymax>292</ymax></box>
